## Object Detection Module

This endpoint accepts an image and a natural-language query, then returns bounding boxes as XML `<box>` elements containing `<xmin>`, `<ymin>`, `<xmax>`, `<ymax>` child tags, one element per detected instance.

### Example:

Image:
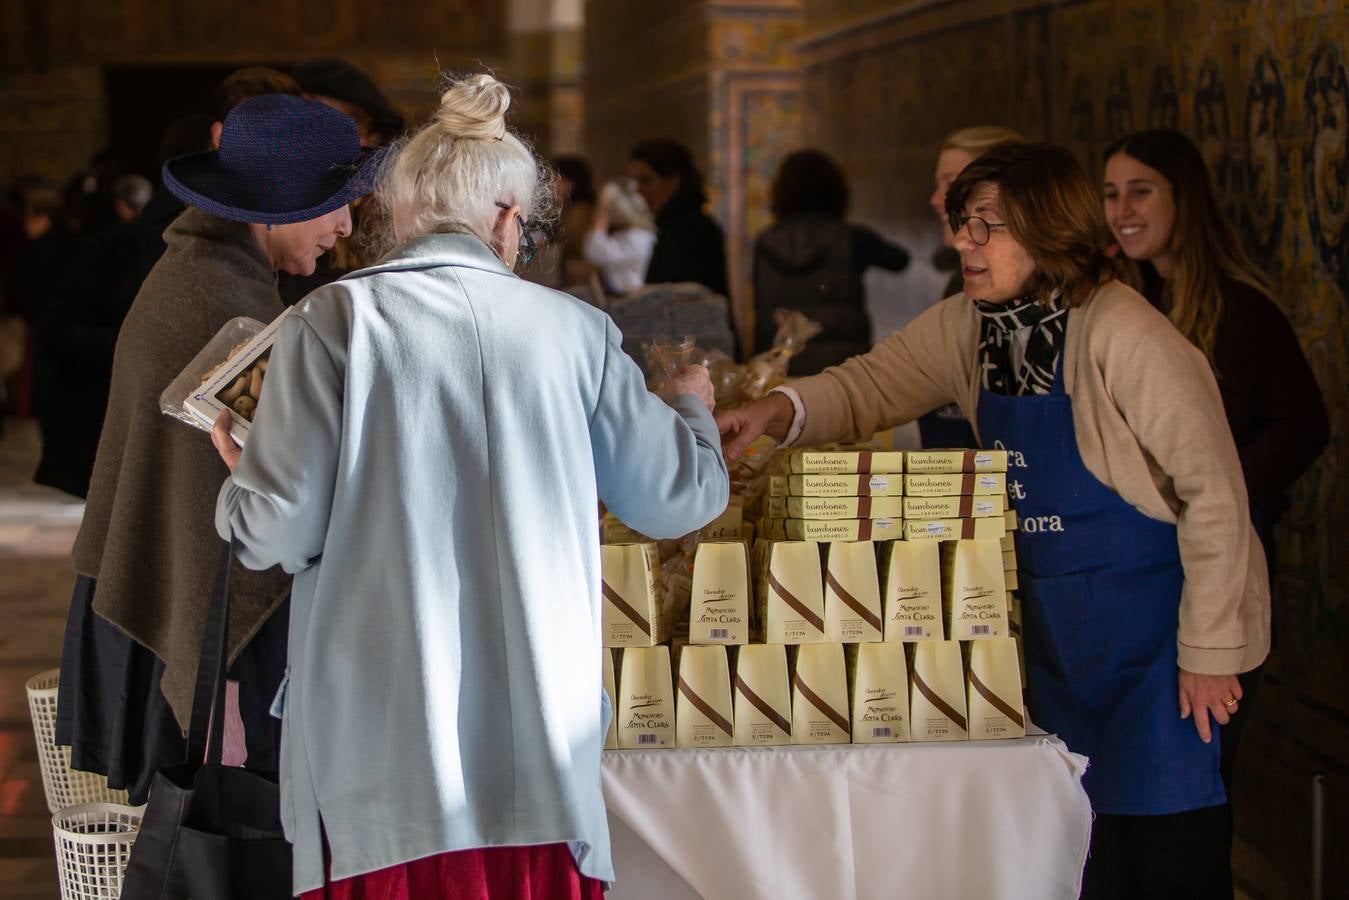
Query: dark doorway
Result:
<box><xmin>103</xmin><ymin>64</ymin><xmax>292</xmax><ymax>180</ymax></box>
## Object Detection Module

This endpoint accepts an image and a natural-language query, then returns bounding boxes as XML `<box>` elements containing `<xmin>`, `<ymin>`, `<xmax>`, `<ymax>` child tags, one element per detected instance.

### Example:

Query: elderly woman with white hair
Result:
<box><xmin>210</xmin><ymin>73</ymin><xmax>729</xmax><ymax>899</ymax></box>
<box><xmin>582</xmin><ymin>178</ymin><xmax>656</xmax><ymax>293</ymax></box>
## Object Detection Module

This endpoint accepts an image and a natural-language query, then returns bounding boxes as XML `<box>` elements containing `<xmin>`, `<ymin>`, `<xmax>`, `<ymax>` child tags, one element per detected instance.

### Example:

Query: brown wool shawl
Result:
<box><xmin>73</xmin><ymin>208</ymin><xmax>291</xmax><ymax>729</ymax></box>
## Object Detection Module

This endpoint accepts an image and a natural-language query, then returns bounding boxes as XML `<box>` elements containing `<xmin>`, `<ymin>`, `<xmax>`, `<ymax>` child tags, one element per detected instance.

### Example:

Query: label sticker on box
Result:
<box><xmin>974</xmin><ymin>452</ymin><xmax>992</xmax><ymax>466</ymax></box>
<box><xmin>869</xmin><ymin>475</ymin><xmax>891</xmax><ymax>492</ymax></box>
<box><xmin>974</xmin><ymin>500</ymin><xmax>994</xmax><ymax>515</ymax></box>
<box><xmin>979</xmin><ymin>475</ymin><xmax>999</xmax><ymax>489</ymax></box>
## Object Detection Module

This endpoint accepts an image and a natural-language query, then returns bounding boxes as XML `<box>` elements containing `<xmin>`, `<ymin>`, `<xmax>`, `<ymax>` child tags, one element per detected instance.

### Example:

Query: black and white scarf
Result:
<box><xmin>975</xmin><ymin>293</ymin><xmax>1067</xmax><ymax>396</ymax></box>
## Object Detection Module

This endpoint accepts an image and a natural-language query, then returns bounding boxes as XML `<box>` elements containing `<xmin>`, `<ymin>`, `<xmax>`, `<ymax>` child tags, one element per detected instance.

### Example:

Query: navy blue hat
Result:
<box><xmin>162</xmin><ymin>94</ymin><xmax>383</xmax><ymax>225</ymax></box>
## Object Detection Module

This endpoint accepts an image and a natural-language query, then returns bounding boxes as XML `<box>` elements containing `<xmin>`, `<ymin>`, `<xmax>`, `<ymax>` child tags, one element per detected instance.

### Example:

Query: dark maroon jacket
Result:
<box><xmin>1143</xmin><ymin>270</ymin><xmax>1330</xmax><ymax>535</ymax></box>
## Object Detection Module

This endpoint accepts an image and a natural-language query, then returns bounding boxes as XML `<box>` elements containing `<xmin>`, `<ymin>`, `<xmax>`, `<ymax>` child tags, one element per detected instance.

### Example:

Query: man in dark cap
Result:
<box><xmin>293</xmin><ymin>56</ymin><xmax>404</xmax><ymax>147</ymax></box>
<box><xmin>210</xmin><ymin>67</ymin><xmax>302</xmax><ymax>151</ymax></box>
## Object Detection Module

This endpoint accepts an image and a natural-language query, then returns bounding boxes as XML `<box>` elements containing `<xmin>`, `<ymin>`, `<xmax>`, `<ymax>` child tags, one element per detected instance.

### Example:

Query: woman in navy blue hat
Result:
<box><xmin>57</xmin><ymin>94</ymin><xmax>380</xmax><ymax>804</ymax></box>
<box><xmin>211</xmin><ymin>73</ymin><xmax>727</xmax><ymax>898</ymax></box>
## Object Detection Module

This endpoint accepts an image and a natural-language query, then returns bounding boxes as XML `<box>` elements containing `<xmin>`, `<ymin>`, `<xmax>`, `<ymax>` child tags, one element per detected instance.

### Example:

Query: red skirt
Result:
<box><xmin>300</xmin><ymin>842</ymin><xmax>606</xmax><ymax>900</ymax></box>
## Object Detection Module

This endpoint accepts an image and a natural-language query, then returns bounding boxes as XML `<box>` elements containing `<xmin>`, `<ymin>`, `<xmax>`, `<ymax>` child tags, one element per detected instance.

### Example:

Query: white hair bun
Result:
<box><xmin>436</xmin><ymin>73</ymin><xmax>510</xmax><ymax>141</ymax></box>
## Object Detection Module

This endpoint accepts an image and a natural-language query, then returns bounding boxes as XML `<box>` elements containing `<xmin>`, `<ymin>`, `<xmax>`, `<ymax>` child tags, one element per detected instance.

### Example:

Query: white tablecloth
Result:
<box><xmin>602</xmin><ymin>736</ymin><xmax>1091</xmax><ymax>900</ymax></box>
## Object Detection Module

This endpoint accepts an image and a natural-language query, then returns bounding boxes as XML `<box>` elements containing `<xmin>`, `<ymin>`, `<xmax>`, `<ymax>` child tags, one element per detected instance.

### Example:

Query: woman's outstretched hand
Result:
<box><xmin>715</xmin><ymin>392</ymin><xmax>795</xmax><ymax>460</ymax></box>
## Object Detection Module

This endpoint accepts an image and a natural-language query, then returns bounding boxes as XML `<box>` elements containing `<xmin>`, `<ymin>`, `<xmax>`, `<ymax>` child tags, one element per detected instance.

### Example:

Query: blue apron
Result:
<box><xmin>977</xmin><ymin>360</ymin><xmax>1225</xmax><ymax>815</ymax></box>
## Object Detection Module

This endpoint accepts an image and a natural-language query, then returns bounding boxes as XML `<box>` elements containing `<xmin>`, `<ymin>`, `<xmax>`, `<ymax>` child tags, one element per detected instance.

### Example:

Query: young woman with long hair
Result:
<box><xmin>1103</xmin><ymin>127</ymin><xmax>1329</xmax><ymax>803</ymax></box>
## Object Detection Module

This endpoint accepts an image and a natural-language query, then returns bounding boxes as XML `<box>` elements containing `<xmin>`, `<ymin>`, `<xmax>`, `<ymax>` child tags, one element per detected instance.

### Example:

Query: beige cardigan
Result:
<box><xmin>789</xmin><ymin>279</ymin><xmax>1269</xmax><ymax>675</ymax></box>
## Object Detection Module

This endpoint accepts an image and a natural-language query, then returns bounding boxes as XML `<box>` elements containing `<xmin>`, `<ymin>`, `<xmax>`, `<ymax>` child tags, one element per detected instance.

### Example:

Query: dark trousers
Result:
<box><xmin>55</xmin><ymin>576</ymin><xmax>289</xmax><ymax>803</ymax></box>
<box><xmin>1221</xmin><ymin>667</ymin><xmax>1262</xmax><ymax>805</ymax></box>
<box><xmin>1082</xmin><ymin>804</ymin><xmax>1233</xmax><ymax>900</ymax></box>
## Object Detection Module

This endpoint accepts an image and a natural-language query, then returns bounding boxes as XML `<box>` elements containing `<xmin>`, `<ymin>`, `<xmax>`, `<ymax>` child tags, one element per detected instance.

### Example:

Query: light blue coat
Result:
<box><xmin>215</xmin><ymin>233</ymin><xmax>728</xmax><ymax>893</ymax></box>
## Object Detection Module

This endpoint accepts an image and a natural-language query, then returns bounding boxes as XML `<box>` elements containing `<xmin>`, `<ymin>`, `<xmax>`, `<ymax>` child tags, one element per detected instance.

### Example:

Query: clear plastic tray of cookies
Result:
<box><xmin>160</xmin><ymin>317</ymin><xmax>264</xmax><ymax>430</ymax></box>
<box><xmin>161</xmin><ymin>310</ymin><xmax>292</xmax><ymax>446</ymax></box>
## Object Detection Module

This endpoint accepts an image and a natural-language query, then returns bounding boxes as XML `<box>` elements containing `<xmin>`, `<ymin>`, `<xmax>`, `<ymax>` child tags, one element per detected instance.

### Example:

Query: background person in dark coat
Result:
<box><xmin>33</xmin><ymin>175</ymin><xmax>152</xmax><ymax>497</ymax></box>
<box><xmin>6</xmin><ymin>177</ymin><xmax>76</xmax><ymax>418</ymax></box>
<box><xmin>752</xmin><ymin>149</ymin><xmax>909</xmax><ymax>373</ymax></box>
<box><xmin>133</xmin><ymin>114</ymin><xmax>215</xmax><ymax>282</ymax></box>
<box><xmin>629</xmin><ymin>137</ymin><xmax>729</xmax><ymax>298</ymax></box>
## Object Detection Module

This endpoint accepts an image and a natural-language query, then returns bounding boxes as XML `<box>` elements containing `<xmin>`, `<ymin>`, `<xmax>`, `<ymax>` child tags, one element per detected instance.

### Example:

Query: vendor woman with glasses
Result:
<box><xmin>718</xmin><ymin>142</ymin><xmax>1269</xmax><ymax>899</ymax></box>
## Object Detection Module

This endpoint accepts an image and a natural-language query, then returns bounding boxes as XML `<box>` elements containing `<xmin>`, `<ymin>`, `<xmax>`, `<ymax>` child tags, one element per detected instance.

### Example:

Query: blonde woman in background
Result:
<box><xmin>583</xmin><ymin>178</ymin><xmax>656</xmax><ymax>293</ymax></box>
<box><xmin>919</xmin><ymin>125</ymin><xmax>1026</xmax><ymax>448</ymax></box>
<box><xmin>211</xmin><ymin>73</ymin><xmax>728</xmax><ymax>898</ymax></box>
<box><xmin>929</xmin><ymin>126</ymin><xmax>1027</xmax><ymax>298</ymax></box>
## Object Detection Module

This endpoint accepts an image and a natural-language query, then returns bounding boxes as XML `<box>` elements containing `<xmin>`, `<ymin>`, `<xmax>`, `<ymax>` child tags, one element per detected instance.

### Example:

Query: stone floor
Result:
<box><xmin>0</xmin><ymin>419</ymin><xmax>82</xmax><ymax>899</ymax></box>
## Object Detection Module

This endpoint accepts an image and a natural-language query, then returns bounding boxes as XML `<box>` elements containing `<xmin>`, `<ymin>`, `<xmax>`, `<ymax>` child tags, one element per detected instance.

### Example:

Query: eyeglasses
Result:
<box><xmin>947</xmin><ymin>213</ymin><xmax>1007</xmax><ymax>246</ymax></box>
<box><xmin>495</xmin><ymin>201</ymin><xmax>537</xmax><ymax>266</ymax></box>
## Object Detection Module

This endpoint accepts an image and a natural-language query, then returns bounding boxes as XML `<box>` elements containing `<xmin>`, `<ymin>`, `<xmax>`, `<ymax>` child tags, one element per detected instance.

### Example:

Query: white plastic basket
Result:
<box><xmin>52</xmin><ymin>802</ymin><xmax>143</xmax><ymax>900</ymax></box>
<box><xmin>26</xmin><ymin>669</ymin><xmax>129</xmax><ymax>812</ymax></box>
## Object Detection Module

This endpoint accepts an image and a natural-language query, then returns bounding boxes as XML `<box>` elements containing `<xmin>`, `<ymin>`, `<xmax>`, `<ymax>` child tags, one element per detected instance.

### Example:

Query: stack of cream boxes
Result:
<box><xmin>600</xmin><ymin>447</ymin><xmax>1027</xmax><ymax>751</ymax></box>
<box><xmin>599</xmin><ymin>537</ymin><xmax>756</xmax><ymax>750</ymax></box>
<box><xmin>900</xmin><ymin>450</ymin><xmax>1023</xmax><ymax>741</ymax></box>
<box><xmin>758</xmin><ymin>449</ymin><xmax>902</xmax><ymax>745</ymax></box>
<box><xmin>762</xmin><ymin>449</ymin><xmax>905</xmax><ymax>542</ymax></box>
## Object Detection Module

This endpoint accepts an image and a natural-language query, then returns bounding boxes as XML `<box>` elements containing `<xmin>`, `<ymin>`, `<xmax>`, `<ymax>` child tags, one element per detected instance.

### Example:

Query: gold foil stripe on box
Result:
<box><xmin>600</xmin><ymin>580</ymin><xmax>651</xmax><ymax>637</ymax></box>
<box><xmin>768</xmin><ymin>570</ymin><xmax>825</xmax><ymax>633</ymax></box>
<box><xmin>905</xmin><ymin>449</ymin><xmax>1007</xmax><ymax>473</ymax></box>
<box><xmin>793</xmin><ymin>673</ymin><xmax>851</xmax><ymax>733</ymax></box>
<box><xmin>969</xmin><ymin>668</ymin><xmax>1024</xmax><ymax>728</ymax></box>
<box><xmin>912</xmin><ymin>669</ymin><xmax>967</xmax><ymax>731</ymax></box>
<box><xmin>786</xmin><ymin>495</ymin><xmax>903</xmax><ymax>519</ymax></box>
<box><xmin>677</xmin><ymin>677</ymin><xmax>733</xmax><ymax>736</ymax></box>
<box><xmin>789</xmin><ymin>473</ymin><xmax>901</xmax><ymax>496</ymax></box>
<box><xmin>904</xmin><ymin>473</ymin><xmax>1006</xmax><ymax>496</ymax></box>
<box><xmin>735</xmin><ymin>675</ymin><xmax>791</xmax><ymax>735</ymax></box>
<box><xmin>825</xmin><ymin>571</ymin><xmax>883</xmax><ymax>634</ymax></box>
<box><xmin>791</xmin><ymin>450</ymin><xmax>904</xmax><ymax>474</ymax></box>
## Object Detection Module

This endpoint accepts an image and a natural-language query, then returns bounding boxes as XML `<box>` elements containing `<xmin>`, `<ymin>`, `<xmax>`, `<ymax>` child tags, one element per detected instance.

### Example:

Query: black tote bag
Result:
<box><xmin>120</xmin><ymin>539</ymin><xmax>293</xmax><ymax>899</ymax></box>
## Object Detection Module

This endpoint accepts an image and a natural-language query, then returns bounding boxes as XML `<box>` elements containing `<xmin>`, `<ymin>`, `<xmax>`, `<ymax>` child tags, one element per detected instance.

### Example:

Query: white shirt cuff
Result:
<box><xmin>770</xmin><ymin>385</ymin><xmax>807</xmax><ymax>447</ymax></box>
